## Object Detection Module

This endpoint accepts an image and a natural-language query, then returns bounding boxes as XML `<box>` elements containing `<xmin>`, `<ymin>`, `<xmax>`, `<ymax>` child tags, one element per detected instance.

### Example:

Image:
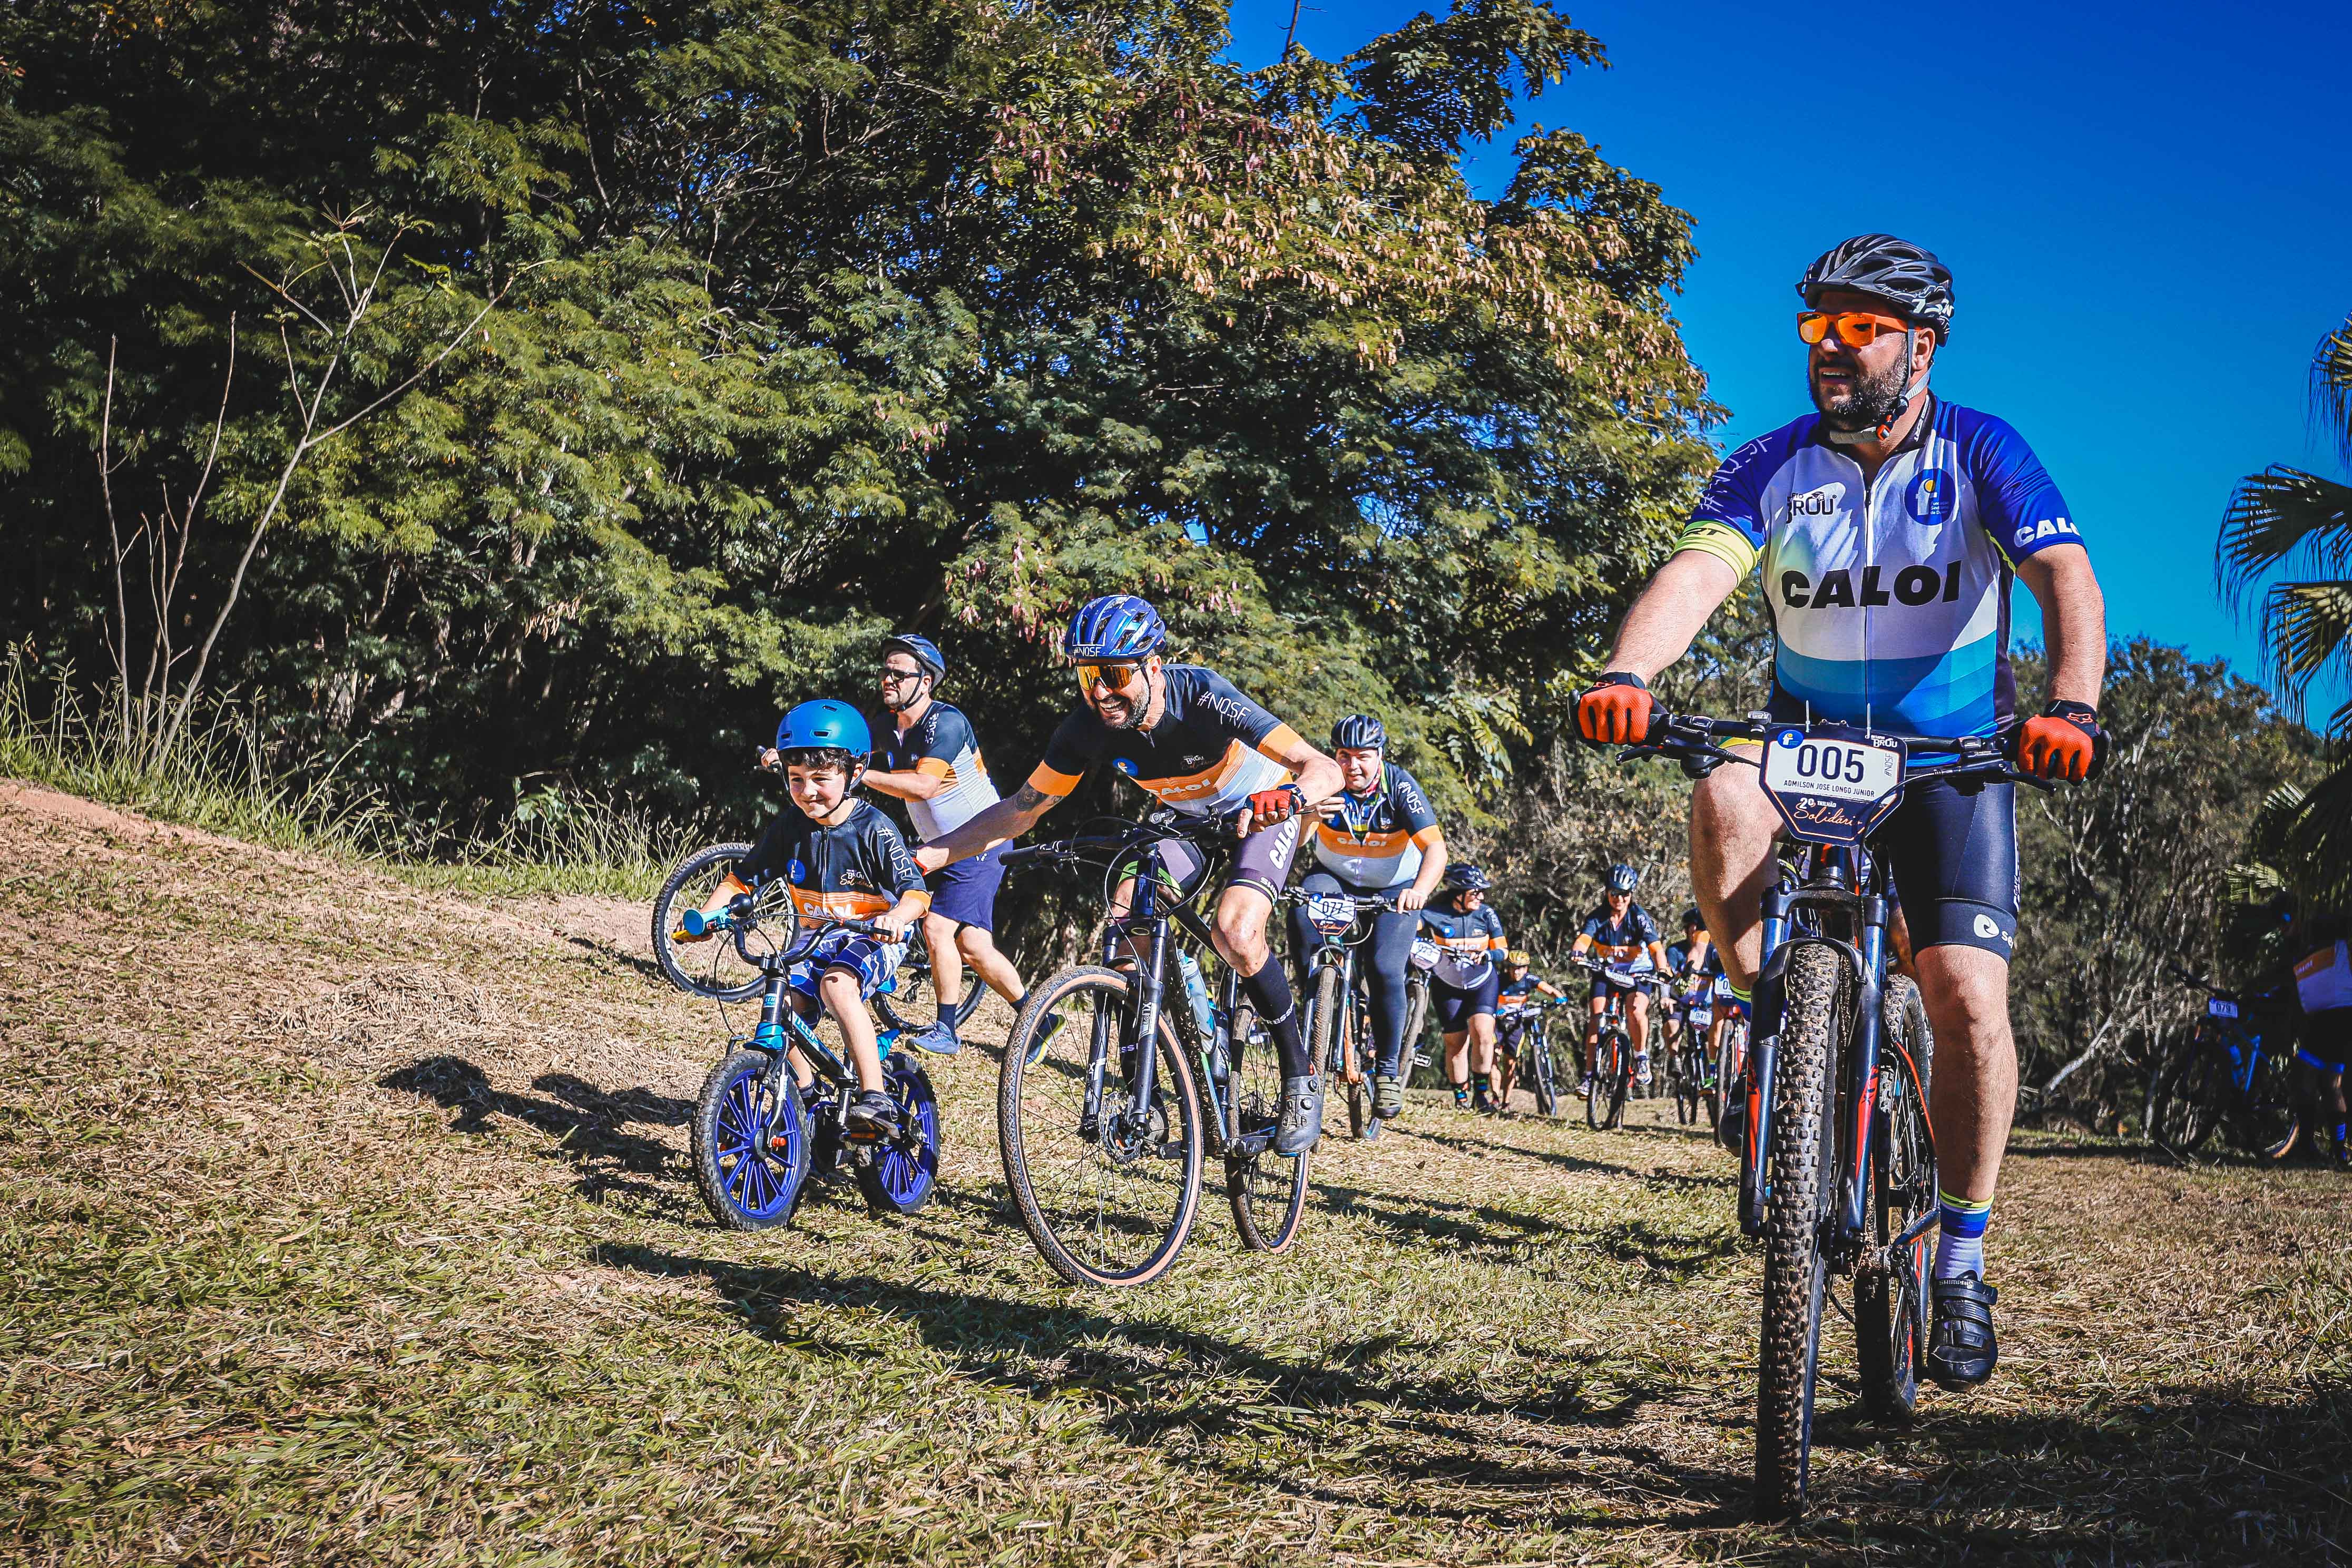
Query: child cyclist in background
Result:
<box><xmin>705</xmin><ymin>700</ymin><xmax>929</xmax><ymax>1137</ymax></box>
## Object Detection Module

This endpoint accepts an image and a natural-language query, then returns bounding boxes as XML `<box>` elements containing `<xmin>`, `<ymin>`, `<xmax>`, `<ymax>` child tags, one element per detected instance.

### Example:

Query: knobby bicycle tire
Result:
<box><xmin>875</xmin><ymin>949</ymin><xmax>988</xmax><ymax>1036</ymax></box>
<box><xmin>1532</xmin><ymin>1025</ymin><xmax>1559</xmax><ymax>1117</ymax></box>
<box><xmin>2145</xmin><ymin>1036</ymin><xmax>2224</xmax><ymax>1160</ymax></box>
<box><xmin>654</xmin><ymin>842</ymin><xmax>781</xmax><ymax>1002</ymax></box>
<box><xmin>998</xmin><ymin>966</ymin><xmax>1204</xmax><ymax>1287</ymax></box>
<box><xmin>1755</xmin><ymin>943</ymin><xmax>1842</xmax><ymax>1522</ymax></box>
<box><xmin>1856</xmin><ymin>974</ymin><xmax>1933</xmax><ymax>1426</ymax></box>
<box><xmin>692</xmin><ymin>1048</ymin><xmax>810</xmax><ymax>1230</ymax></box>
<box><xmin>1225</xmin><ymin>1000</ymin><xmax>1310</xmax><ymax>1251</ymax></box>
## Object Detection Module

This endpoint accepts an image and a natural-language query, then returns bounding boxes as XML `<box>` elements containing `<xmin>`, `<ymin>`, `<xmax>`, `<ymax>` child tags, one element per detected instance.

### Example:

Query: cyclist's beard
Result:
<box><xmin>1812</xmin><ymin>354</ymin><xmax>1910</xmax><ymax>435</ymax></box>
<box><xmin>1092</xmin><ymin>687</ymin><xmax>1147</xmax><ymax>731</ymax></box>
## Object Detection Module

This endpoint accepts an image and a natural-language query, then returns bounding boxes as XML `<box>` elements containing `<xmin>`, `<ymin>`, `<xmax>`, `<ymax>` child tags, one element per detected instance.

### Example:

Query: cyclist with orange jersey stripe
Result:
<box><xmin>1289</xmin><ymin>713</ymin><xmax>1449</xmax><ymax>1121</ymax></box>
<box><xmin>916</xmin><ymin>595</ymin><xmax>1345</xmax><ymax>1153</ymax></box>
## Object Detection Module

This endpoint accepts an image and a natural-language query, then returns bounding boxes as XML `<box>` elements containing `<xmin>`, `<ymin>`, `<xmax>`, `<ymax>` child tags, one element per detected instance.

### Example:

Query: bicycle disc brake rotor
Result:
<box><xmin>1100</xmin><ymin>1094</ymin><xmax>1167</xmax><ymax>1165</ymax></box>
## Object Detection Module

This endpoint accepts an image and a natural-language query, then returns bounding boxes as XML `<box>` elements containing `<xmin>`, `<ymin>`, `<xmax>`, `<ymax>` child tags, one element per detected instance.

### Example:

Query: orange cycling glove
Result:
<box><xmin>1577</xmin><ymin>672</ymin><xmax>1655</xmax><ymax>746</ymax></box>
<box><xmin>1244</xmin><ymin>784</ymin><xmax>1305</xmax><ymax>827</ymax></box>
<box><xmin>2015</xmin><ymin>700</ymin><xmax>2108</xmax><ymax>782</ymax></box>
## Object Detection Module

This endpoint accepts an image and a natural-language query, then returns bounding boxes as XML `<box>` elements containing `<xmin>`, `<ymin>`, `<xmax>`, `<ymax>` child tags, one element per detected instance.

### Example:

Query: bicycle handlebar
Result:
<box><xmin>1624</xmin><ymin>710</ymin><xmax>2053</xmax><ymax>792</ymax></box>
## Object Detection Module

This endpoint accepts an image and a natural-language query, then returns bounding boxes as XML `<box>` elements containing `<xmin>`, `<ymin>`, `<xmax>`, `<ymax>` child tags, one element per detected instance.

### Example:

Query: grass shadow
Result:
<box><xmin>380</xmin><ymin>1055</ymin><xmax>693</xmax><ymax>1210</ymax></box>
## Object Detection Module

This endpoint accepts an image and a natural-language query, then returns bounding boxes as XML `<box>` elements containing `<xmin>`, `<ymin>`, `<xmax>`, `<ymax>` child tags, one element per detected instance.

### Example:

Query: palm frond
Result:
<box><xmin>2276</xmin><ymin>761</ymin><xmax>2352</xmax><ymax>919</ymax></box>
<box><xmin>2313</xmin><ymin>316</ymin><xmax>2352</xmax><ymax>471</ymax></box>
<box><xmin>2217</xmin><ymin>467</ymin><xmax>2352</xmax><ymax>614</ymax></box>
<box><xmin>2258</xmin><ymin>579</ymin><xmax>2352</xmax><ymax>704</ymax></box>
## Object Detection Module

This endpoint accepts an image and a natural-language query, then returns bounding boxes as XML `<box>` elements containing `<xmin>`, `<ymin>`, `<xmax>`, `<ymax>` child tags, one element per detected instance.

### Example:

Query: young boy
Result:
<box><xmin>715</xmin><ymin>699</ymin><xmax>929</xmax><ymax>1136</ymax></box>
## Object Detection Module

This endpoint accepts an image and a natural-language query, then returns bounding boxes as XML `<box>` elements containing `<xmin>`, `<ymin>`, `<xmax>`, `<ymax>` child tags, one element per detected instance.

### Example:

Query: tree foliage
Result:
<box><xmin>1</xmin><ymin>0</ymin><xmax>1714</xmax><ymax>848</ymax></box>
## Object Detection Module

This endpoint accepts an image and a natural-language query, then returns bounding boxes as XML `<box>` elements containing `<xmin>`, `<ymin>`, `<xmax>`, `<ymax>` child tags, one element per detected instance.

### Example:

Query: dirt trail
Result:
<box><xmin>3</xmin><ymin>783</ymin><xmax>2348</xmax><ymax>1566</ymax></box>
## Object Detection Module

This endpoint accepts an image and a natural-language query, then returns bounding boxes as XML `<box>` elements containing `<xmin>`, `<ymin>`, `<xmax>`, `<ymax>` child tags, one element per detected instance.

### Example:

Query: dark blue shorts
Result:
<box><xmin>1433</xmin><ymin>968</ymin><xmax>1501</xmax><ymax>1033</ymax></box>
<box><xmin>927</xmin><ymin>840</ymin><xmax>1008</xmax><ymax>931</ymax></box>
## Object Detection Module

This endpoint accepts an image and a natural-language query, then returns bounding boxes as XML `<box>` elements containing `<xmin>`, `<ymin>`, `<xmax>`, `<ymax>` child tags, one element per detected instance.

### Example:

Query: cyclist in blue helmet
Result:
<box><xmin>858</xmin><ymin>632</ymin><xmax>1048</xmax><ymax>1055</ymax></box>
<box><xmin>1420</xmin><ymin>861</ymin><xmax>1511</xmax><ymax>1111</ymax></box>
<box><xmin>1570</xmin><ymin>863</ymin><xmax>1672</xmax><ymax>1091</ymax></box>
<box><xmin>918</xmin><ymin>594</ymin><xmax>1345</xmax><ymax>1153</ymax></box>
<box><xmin>1291</xmin><ymin>712</ymin><xmax>1449</xmax><ymax>1121</ymax></box>
<box><xmin>721</xmin><ymin>699</ymin><xmax>929</xmax><ymax>1136</ymax></box>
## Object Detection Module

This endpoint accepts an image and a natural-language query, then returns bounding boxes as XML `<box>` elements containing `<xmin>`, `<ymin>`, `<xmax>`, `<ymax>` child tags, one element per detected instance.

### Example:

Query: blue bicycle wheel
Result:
<box><xmin>857</xmin><ymin>1057</ymin><xmax>939</xmax><ymax>1214</ymax></box>
<box><xmin>693</xmin><ymin>1049</ymin><xmax>811</xmax><ymax>1229</ymax></box>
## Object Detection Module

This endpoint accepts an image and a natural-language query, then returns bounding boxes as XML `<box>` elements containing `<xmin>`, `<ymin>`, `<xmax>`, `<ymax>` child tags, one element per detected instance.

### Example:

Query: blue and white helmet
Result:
<box><xmin>1605</xmin><ymin>863</ymin><xmax>1640</xmax><ymax>894</ymax></box>
<box><xmin>1330</xmin><ymin>713</ymin><xmax>1387</xmax><ymax>751</ymax></box>
<box><xmin>1063</xmin><ymin>594</ymin><xmax>1167</xmax><ymax>661</ymax></box>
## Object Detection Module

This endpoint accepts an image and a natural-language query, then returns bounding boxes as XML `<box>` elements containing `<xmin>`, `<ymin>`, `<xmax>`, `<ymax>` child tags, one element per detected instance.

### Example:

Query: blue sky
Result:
<box><xmin>1227</xmin><ymin>0</ymin><xmax>2352</xmax><ymax>693</ymax></box>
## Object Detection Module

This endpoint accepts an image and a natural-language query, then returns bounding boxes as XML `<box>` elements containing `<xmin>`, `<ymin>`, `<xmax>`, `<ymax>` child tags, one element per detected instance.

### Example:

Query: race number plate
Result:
<box><xmin>1759</xmin><ymin>724</ymin><xmax>1905</xmax><ymax>845</ymax></box>
<box><xmin>2208</xmin><ymin>997</ymin><xmax>2239</xmax><ymax>1020</ymax></box>
<box><xmin>1307</xmin><ymin>895</ymin><xmax>1357</xmax><ymax>935</ymax></box>
<box><xmin>1409</xmin><ymin>938</ymin><xmax>1441</xmax><ymax>972</ymax></box>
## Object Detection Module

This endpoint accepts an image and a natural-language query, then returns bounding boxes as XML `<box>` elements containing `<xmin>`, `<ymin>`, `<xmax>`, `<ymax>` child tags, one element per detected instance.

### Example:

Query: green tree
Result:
<box><xmin>1</xmin><ymin>0</ymin><xmax>1713</xmax><ymax>867</ymax></box>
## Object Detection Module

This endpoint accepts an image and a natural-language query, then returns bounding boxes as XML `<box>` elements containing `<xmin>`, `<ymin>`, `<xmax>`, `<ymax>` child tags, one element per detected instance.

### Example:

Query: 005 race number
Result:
<box><xmin>1761</xmin><ymin>730</ymin><xmax>1901</xmax><ymax>803</ymax></box>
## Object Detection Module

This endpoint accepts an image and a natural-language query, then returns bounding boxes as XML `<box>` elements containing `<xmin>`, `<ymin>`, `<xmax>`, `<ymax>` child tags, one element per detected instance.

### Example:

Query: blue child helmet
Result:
<box><xmin>881</xmin><ymin>633</ymin><xmax>946</xmax><ymax>682</ymax></box>
<box><xmin>775</xmin><ymin>699</ymin><xmax>872</xmax><ymax>758</ymax></box>
<box><xmin>1063</xmin><ymin>594</ymin><xmax>1167</xmax><ymax>660</ymax></box>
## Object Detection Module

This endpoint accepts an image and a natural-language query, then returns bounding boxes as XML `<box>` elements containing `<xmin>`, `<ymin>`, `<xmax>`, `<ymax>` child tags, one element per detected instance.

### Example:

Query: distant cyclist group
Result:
<box><xmin>648</xmin><ymin>232</ymin><xmax>2345</xmax><ymax>1518</ymax></box>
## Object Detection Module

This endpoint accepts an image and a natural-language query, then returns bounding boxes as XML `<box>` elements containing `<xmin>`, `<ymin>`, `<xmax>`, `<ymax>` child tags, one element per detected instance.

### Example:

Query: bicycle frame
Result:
<box><xmin>1092</xmin><ymin>831</ymin><xmax>1252</xmax><ymax>1156</ymax></box>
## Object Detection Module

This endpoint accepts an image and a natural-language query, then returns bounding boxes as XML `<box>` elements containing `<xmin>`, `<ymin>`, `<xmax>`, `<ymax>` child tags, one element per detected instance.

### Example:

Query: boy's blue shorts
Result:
<box><xmin>786</xmin><ymin>929</ymin><xmax>905</xmax><ymax>1003</ymax></box>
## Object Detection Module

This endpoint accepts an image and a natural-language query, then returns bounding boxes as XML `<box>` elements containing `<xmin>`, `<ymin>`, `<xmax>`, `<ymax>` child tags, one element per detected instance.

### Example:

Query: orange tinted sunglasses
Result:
<box><xmin>1798</xmin><ymin>309</ymin><xmax>1912</xmax><ymax>348</ymax></box>
<box><xmin>1075</xmin><ymin>660</ymin><xmax>1146</xmax><ymax>693</ymax></box>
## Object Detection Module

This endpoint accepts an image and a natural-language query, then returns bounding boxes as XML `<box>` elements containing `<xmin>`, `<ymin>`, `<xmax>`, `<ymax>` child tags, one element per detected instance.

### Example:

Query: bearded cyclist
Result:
<box><xmin>916</xmin><ymin>595</ymin><xmax>1344</xmax><ymax>1154</ymax></box>
<box><xmin>1575</xmin><ymin>234</ymin><xmax>2110</xmax><ymax>1393</ymax></box>
<box><xmin>1569</xmin><ymin>865</ymin><xmax>1673</xmax><ymax>1091</ymax></box>
<box><xmin>1289</xmin><ymin>714</ymin><xmax>1449</xmax><ymax>1122</ymax></box>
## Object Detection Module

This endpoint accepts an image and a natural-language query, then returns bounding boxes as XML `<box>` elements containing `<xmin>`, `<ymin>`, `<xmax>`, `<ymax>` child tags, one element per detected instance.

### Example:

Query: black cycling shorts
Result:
<box><xmin>2300</xmin><ymin>1006</ymin><xmax>2350</xmax><ymax>1075</ymax></box>
<box><xmin>1587</xmin><ymin>973</ymin><xmax>1654</xmax><ymax>1006</ymax></box>
<box><xmin>1125</xmin><ymin>818</ymin><xmax>1302</xmax><ymax>905</ymax></box>
<box><xmin>1874</xmin><ymin>777</ymin><xmax>2019</xmax><ymax>963</ymax></box>
<box><xmin>1433</xmin><ymin>968</ymin><xmax>1500</xmax><ymax>1033</ymax></box>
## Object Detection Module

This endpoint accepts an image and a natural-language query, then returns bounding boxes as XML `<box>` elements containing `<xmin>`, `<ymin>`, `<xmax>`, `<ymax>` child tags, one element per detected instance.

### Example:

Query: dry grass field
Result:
<box><xmin>4</xmin><ymin>780</ymin><xmax>2348</xmax><ymax>1565</ymax></box>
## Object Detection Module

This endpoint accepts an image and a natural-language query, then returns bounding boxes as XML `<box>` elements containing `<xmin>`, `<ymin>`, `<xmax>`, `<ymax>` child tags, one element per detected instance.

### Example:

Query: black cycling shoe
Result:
<box><xmin>1275</xmin><ymin>1074</ymin><xmax>1324</xmax><ymax>1155</ymax></box>
<box><xmin>845</xmin><ymin>1089</ymin><xmax>900</xmax><ymax>1139</ymax></box>
<box><xmin>1927</xmin><ymin>1271</ymin><xmax>2000</xmax><ymax>1390</ymax></box>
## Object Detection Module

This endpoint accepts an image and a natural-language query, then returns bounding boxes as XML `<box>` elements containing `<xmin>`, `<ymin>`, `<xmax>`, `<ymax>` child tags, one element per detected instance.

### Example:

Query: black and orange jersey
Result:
<box><xmin>1580</xmin><ymin>903</ymin><xmax>1663</xmax><ymax>969</ymax></box>
<box><xmin>1311</xmin><ymin>763</ymin><xmax>1442</xmax><ymax>890</ymax></box>
<box><xmin>740</xmin><ymin>799</ymin><xmax>928</xmax><ymax>923</ymax></box>
<box><xmin>868</xmin><ymin>699</ymin><xmax>1001</xmax><ymax>842</ymax></box>
<box><xmin>1419</xmin><ymin>899</ymin><xmax>1507</xmax><ymax>988</ymax></box>
<box><xmin>1028</xmin><ymin>664</ymin><xmax>1300</xmax><ymax>818</ymax></box>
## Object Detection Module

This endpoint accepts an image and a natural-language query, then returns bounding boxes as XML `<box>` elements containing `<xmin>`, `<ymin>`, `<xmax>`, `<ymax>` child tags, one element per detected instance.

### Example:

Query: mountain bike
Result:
<box><xmin>653</xmin><ymin>837</ymin><xmax>985</xmax><ymax>1034</ymax></box>
<box><xmin>1618</xmin><ymin>710</ymin><xmax>1994</xmax><ymax>1521</ymax></box>
<box><xmin>1570</xmin><ymin>957</ymin><xmax>1664</xmax><ymax>1130</ymax></box>
<box><xmin>679</xmin><ymin>901</ymin><xmax>940</xmax><ymax>1229</ymax></box>
<box><xmin>995</xmin><ymin>811</ymin><xmax>1310</xmax><ymax>1287</ymax></box>
<box><xmin>1293</xmin><ymin>888</ymin><xmax>1423</xmax><ymax>1140</ymax></box>
<box><xmin>2144</xmin><ymin>965</ymin><xmax>2301</xmax><ymax>1162</ymax></box>
<box><xmin>1496</xmin><ymin>996</ymin><xmax>1568</xmax><ymax>1116</ymax></box>
<box><xmin>1667</xmin><ymin>976</ymin><xmax>1721</xmax><ymax>1129</ymax></box>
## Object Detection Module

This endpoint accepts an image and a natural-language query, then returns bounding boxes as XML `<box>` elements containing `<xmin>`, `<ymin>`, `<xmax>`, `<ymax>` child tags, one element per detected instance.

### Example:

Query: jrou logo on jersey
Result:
<box><xmin>1787</xmin><ymin>484</ymin><xmax>1843</xmax><ymax>518</ymax></box>
<box><xmin>1780</xmin><ymin>561</ymin><xmax>1965</xmax><ymax>610</ymax></box>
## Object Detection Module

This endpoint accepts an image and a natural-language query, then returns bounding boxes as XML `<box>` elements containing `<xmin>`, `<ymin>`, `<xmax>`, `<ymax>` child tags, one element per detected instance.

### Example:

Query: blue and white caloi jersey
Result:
<box><xmin>1673</xmin><ymin>399</ymin><xmax>2084</xmax><ymax>742</ymax></box>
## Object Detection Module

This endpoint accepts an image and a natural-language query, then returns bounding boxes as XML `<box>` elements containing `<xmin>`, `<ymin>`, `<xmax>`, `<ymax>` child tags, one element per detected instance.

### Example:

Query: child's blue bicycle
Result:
<box><xmin>681</xmin><ymin>898</ymin><xmax>942</xmax><ymax>1229</ymax></box>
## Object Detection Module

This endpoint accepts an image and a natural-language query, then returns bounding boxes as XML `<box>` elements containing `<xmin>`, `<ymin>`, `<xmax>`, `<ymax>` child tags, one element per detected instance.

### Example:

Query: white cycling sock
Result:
<box><xmin>1934</xmin><ymin>1189</ymin><xmax>1992</xmax><ymax>1280</ymax></box>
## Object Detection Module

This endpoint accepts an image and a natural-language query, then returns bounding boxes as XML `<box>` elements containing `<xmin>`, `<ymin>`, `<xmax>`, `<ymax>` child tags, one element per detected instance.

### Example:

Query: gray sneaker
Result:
<box><xmin>905</xmin><ymin>1020</ymin><xmax>962</xmax><ymax>1057</ymax></box>
<box><xmin>1275</xmin><ymin>1074</ymin><xmax>1324</xmax><ymax>1155</ymax></box>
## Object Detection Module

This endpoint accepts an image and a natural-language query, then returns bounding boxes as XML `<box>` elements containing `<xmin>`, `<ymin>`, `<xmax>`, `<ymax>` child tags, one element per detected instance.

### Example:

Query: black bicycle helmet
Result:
<box><xmin>1605</xmin><ymin>864</ymin><xmax>1639</xmax><ymax>894</ymax></box>
<box><xmin>1330</xmin><ymin>713</ymin><xmax>1387</xmax><ymax>751</ymax></box>
<box><xmin>1798</xmin><ymin>233</ymin><xmax>1955</xmax><ymax>342</ymax></box>
<box><xmin>880</xmin><ymin>633</ymin><xmax>946</xmax><ymax>683</ymax></box>
<box><xmin>1681</xmin><ymin>906</ymin><xmax>1704</xmax><ymax>930</ymax></box>
<box><xmin>1446</xmin><ymin>863</ymin><xmax>1492</xmax><ymax>893</ymax></box>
